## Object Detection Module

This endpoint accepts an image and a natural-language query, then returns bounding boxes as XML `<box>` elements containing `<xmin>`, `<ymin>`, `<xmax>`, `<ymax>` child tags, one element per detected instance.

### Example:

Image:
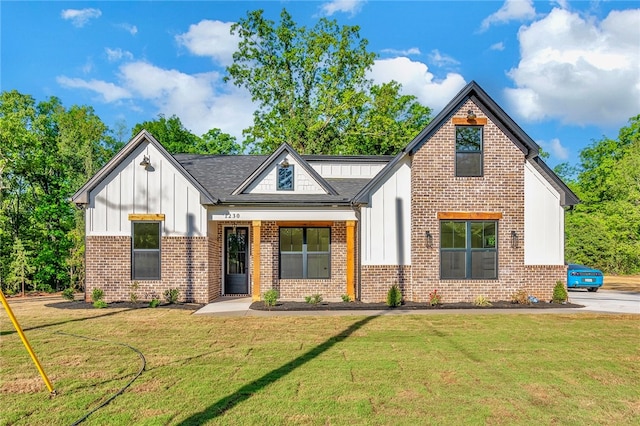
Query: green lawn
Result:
<box><xmin>1</xmin><ymin>298</ymin><xmax>639</xmax><ymax>425</ymax></box>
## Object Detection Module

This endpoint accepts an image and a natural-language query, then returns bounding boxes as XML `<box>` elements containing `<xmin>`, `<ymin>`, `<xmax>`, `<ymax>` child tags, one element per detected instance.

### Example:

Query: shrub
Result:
<box><xmin>264</xmin><ymin>289</ymin><xmax>279</xmax><ymax>307</ymax></box>
<box><xmin>93</xmin><ymin>300</ymin><xmax>107</xmax><ymax>309</ymax></box>
<box><xmin>510</xmin><ymin>289</ymin><xmax>530</xmax><ymax>305</ymax></box>
<box><xmin>62</xmin><ymin>288</ymin><xmax>75</xmax><ymax>301</ymax></box>
<box><xmin>428</xmin><ymin>289</ymin><xmax>442</xmax><ymax>306</ymax></box>
<box><xmin>474</xmin><ymin>295</ymin><xmax>492</xmax><ymax>307</ymax></box>
<box><xmin>164</xmin><ymin>288</ymin><xmax>180</xmax><ymax>304</ymax></box>
<box><xmin>341</xmin><ymin>294</ymin><xmax>352</xmax><ymax>302</ymax></box>
<box><xmin>304</xmin><ymin>294</ymin><xmax>323</xmax><ymax>304</ymax></box>
<box><xmin>552</xmin><ymin>280</ymin><xmax>568</xmax><ymax>303</ymax></box>
<box><xmin>91</xmin><ymin>288</ymin><xmax>104</xmax><ymax>303</ymax></box>
<box><xmin>386</xmin><ymin>285</ymin><xmax>402</xmax><ymax>307</ymax></box>
<box><xmin>130</xmin><ymin>281</ymin><xmax>140</xmax><ymax>303</ymax></box>
<box><xmin>149</xmin><ymin>298</ymin><xmax>160</xmax><ymax>308</ymax></box>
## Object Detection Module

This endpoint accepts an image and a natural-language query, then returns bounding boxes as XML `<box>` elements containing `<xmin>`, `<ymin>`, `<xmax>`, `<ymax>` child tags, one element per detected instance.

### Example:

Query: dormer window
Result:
<box><xmin>277</xmin><ymin>163</ymin><xmax>294</xmax><ymax>190</ymax></box>
<box><xmin>456</xmin><ymin>126</ymin><xmax>483</xmax><ymax>177</ymax></box>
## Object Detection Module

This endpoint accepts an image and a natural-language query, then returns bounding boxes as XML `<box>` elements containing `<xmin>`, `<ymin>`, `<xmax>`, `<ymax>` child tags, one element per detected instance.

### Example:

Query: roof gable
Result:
<box><xmin>71</xmin><ymin>130</ymin><xmax>217</xmax><ymax>205</ymax></box>
<box><xmin>231</xmin><ymin>143</ymin><xmax>338</xmax><ymax>196</ymax></box>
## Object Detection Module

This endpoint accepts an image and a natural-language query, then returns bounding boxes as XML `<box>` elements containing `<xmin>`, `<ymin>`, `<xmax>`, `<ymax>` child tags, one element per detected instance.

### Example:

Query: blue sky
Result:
<box><xmin>2</xmin><ymin>1</ymin><xmax>639</xmax><ymax>168</ymax></box>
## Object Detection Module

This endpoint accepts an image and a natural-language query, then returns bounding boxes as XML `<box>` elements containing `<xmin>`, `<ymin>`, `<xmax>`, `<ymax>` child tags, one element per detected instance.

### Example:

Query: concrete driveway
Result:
<box><xmin>569</xmin><ymin>289</ymin><xmax>640</xmax><ymax>314</ymax></box>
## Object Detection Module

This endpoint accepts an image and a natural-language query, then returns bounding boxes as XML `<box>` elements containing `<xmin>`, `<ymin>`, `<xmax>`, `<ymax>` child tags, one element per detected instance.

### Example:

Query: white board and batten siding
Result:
<box><xmin>361</xmin><ymin>158</ymin><xmax>412</xmax><ymax>266</ymax></box>
<box><xmin>87</xmin><ymin>141</ymin><xmax>207</xmax><ymax>237</ymax></box>
<box><xmin>310</xmin><ymin>162</ymin><xmax>387</xmax><ymax>179</ymax></box>
<box><xmin>524</xmin><ymin>161</ymin><xmax>564</xmax><ymax>265</ymax></box>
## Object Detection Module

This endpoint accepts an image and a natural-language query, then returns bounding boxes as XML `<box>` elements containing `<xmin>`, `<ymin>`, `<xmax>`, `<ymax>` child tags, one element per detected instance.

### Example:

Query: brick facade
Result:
<box><xmin>360</xmin><ymin>265</ymin><xmax>411</xmax><ymax>302</ymax></box>
<box><xmin>85</xmin><ymin>235</ymin><xmax>210</xmax><ymax>304</ymax></box>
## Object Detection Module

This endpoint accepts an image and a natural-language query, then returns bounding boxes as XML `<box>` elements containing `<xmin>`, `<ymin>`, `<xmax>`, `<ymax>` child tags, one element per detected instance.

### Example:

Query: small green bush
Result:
<box><xmin>62</xmin><ymin>288</ymin><xmax>75</xmax><ymax>301</ymax></box>
<box><xmin>386</xmin><ymin>285</ymin><xmax>402</xmax><ymax>307</ymax></box>
<box><xmin>130</xmin><ymin>281</ymin><xmax>140</xmax><ymax>303</ymax></box>
<box><xmin>164</xmin><ymin>288</ymin><xmax>180</xmax><ymax>304</ymax></box>
<box><xmin>553</xmin><ymin>281</ymin><xmax>568</xmax><ymax>303</ymax></box>
<box><xmin>510</xmin><ymin>289</ymin><xmax>530</xmax><ymax>305</ymax></box>
<box><xmin>304</xmin><ymin>294</ymin><xmax>323</xmax><ymax>304</ymax></box>
<box><xmin>474</xmin><ymin>295</ymin><xmax>492</xmax><ymax>307</ymax></box>
<box><xmin>428</xmin><ymin>289</ymin><xmax>442</xmax><ymax>306</ymax></box>
<box><xmin>149</xmin><ymin>298</ymin><xmax>160</xmax><ymax>308</ymax></box>
<box><xmin>91</xmin><ymin>288</ymin><xmax>104</xmax><ymax>303</ymax></box>
<box><xmin>341</xmin><ymin>294</ymin><xmax>352</xmax><ymax>302</ymax></box>
<box><xmin>264</xmin><ymin>289</ymin><xmax>279</xmax><ymax>307</ymax></box>
<box><xmin>93</xmin><ymin>300</ymin><xmax>108</xmax><ymax>309</ymax></box>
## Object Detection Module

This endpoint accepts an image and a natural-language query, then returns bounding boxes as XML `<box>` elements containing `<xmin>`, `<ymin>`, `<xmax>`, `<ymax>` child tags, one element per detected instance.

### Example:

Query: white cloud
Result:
<box><xmin>505</xmin><ymin>8</ymin><xmax>640</xmax><ymax>126</ymax></box>
<box><xmin>319</xmin><ymin>0</ymin><xmax>365</xmax><ymax>17</ymax></box>
<box><xmin>380</xmin><ymin>47</ymin><xmax>421</xmax><ymax>56</ymax></box>
<box><xmin>490</xmin><ymin>42</ymin><xmax>505</xmax><ymax>51</ymax></box>
<box><xmin>175</xmin><ymin>20</ymin><xmax>239</xmax><ymax>66</ymax></box>
<box><xmin>118</xmin><ymin>23</ymin><xmax>138</xmax><ymax>35</ymax></box>
<box><xmin>539</xmin><ymin>138</ymin><xmax>569</xmax><ymax>160</ymax></box>
<box><xmin>480</xmin><ymin>0</ymin><xmax>536</xmax><ymax>31</ymax></box>
<box><xmin>105</xmin><ymin>48</ymin><xmax>133</xmax><ymax>62</ymax></box>
<box><xmin>368</xmin><ymin>57</ymin><xmax>466</xmax><ymax>112</ymax></box>
<box><xmin>428</xmin><ymin>49</ymin><xmax>460</xmax><ymax>67</ymax></box>
<box><xmin>56</xmin><ymin>76</ymin><xmax>131</xmax><ymax>102</ymax></box>
<box><xmin>61</xmin><ymin>8</ymin><xmax>102</xmax><ymax>28</ymax></box>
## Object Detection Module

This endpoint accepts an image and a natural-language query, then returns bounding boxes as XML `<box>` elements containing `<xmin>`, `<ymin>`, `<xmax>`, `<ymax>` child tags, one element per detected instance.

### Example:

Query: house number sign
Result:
<box><xmin>224</xmin><ymin>212</ymin><xmax>240</xmax><ymax>219</ymax></box>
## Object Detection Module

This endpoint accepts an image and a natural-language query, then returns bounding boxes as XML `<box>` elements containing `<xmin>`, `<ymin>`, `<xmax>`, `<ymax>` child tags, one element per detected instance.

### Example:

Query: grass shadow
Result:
<box><xmin>176</xmin><ymin>315</ymin><xmax>376</xmax><ymax>425</ymax></box>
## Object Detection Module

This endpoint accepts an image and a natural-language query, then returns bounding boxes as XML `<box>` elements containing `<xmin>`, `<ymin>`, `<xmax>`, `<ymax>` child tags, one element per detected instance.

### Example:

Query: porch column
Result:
<box><xmin>346</xmin><ymin>220</ymin><xmax>356</xmax><ymax>300</ymax></box>
<box><xmin>252</xmin><ymin>220</ymin><xmax>261</xmax><ymax>301</ymax></box>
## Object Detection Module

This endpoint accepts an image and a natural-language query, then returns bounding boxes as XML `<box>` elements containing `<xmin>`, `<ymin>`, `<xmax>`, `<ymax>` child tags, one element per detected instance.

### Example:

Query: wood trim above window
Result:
<box><xmin>452</xmin><ymin>117</ymin><xmax>488</xmax><ymax>125</ymax></box>
<box><xmin>277</xmin><ymin>221</ymin><xmax>334</xmax><ymax>227</ymax></box>
<box><xmin>437</xmin><ymin>212</ymin><xmax>503</xmax><ymax>220</ymax></box>
<box><xmin>128</xmin><ymin>213</ymin><xmax>165</xmax><ymax>221</ymax></box>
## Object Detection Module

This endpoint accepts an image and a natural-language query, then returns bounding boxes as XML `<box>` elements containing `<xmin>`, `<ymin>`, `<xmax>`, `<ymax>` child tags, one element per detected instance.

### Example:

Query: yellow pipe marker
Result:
<box><xmin>0</xmin><ymin>291</ymin><xmax>56</xmax><ymax>395</ymax></box>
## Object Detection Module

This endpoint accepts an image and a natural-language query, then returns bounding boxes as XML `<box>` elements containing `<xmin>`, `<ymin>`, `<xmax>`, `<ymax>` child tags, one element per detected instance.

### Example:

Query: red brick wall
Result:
<box><xmin>360</xmin><ymin>265</ymin><xmax>411</xmax><ymax>302</ymax></box>
<box><xmin>256</xmin><ymin>221</ymin><xmax>349</xmax><ymax>300</ymax></box>
<box><xmin>85</xmin><ymin>235</ymin><xmax>210</xmax><ymax>304</ymax></box>
<box><xmin>405</xmin><ymin>100</ymin><xmax>564</xmax><ymax>303</ymax></box>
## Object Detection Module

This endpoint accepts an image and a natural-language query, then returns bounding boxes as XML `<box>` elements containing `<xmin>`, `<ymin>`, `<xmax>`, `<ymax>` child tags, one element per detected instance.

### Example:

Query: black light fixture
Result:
<box><xmin>280</xmin><ymin>157</ymin><xmax>289</xmax><ymax>167</ymax></box>
<box><xmin>467</xmin><ymin>109</ymin><xmax>476</xmax><ymax>120</ymax></box>
<box><xmin>511</xmin><ymin>230</ymin><xmax>519</xmax><ymax>249</ymax></box>
<box><xmin>425</xmin><ymin>230</ymin><xmax>433</xmax><ymax>248</ymax></box>
<box><xmin>139</xmin><ymin>155</ymin><xmax>150</xmax><ymax>169</ymax></box>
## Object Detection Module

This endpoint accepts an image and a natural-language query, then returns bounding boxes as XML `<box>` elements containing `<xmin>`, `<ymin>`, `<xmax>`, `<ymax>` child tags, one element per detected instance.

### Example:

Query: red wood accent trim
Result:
<box><xmin>437</xmin><ymin>212</ymin><xmax>503</xmax><ymax>220</ymax></box>
<box><xmin>452</xmin><ymin>117</ymin><xmax>488</xmax><ymax>125</ymax></box>
<box><xmin>346</xmin><ymin>221</ymin><xmax>355</xmax><ymax>300</ymax></box>
<box><xmin>252</xmin><ymin>221</ymin><xmax>261</xmax><ymax>302</ymax></box>
<box><xmin>128</xmin><ymin>214</ymin><xmax>165</xmax><ymax>221</ymax></box>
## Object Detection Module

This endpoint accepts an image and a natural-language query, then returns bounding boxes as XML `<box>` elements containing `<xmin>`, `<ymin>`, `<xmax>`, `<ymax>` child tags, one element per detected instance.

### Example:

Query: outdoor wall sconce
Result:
<box><xmin>280</xmin><ymin>157</ymin><xmax>290</xmax><ymax>167</ymax></box>
<box><xmin>511</xmin><ymin>230</ymin><xmax>519</xmax><ymax>249</ymax></box>
<box><xmin>139</xmin><ymin>155</ymin><xmax>151</xmax><ymax>169</ymax></box>
<box><xmin>467</xmin><ymin>109</ymin><xmax>476</xmax><ymax>120</ymax></box>
<box><xmin>425</xmin><ymin>230</ymin><xmax>433</xmax><ymax>248</ymax></box>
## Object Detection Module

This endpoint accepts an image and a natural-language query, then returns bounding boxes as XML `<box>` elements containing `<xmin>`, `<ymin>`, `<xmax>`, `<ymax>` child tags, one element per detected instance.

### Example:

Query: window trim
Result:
<box><xmin>131</xmin><ymin>221</ymin><xmax>161</xmax><ymax>280</ymax></box>
<box><xmin>440</xmin><ymin>220</ymin><xmax>498</xmax><ymax>280</ymax></box>
<box><xmin>279</xmin><ymin>227</ymin><xmax>331</xmax><ymax>279</ymax></box>
<box><xmin>277</xmin><ymin>164</ymin><xmax>295</xmax><ymax>191</ymax></box>
<box><xmin>455</xmin><ymin>125</ymin><xmax>484</xmax><ymax>177</ymax></box>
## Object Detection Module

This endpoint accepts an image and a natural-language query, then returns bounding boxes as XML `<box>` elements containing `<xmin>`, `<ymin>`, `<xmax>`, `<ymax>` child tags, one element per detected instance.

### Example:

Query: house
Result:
<box><xmin>72</xmin><ymin>81</ymin><xmax>579</xmax><ymax>304</ymax></box>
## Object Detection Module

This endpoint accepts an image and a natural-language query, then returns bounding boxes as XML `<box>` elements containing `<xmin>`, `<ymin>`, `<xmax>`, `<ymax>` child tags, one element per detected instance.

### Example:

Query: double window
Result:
<box><xmin>440</xmin><ymin>221</ymin><xmax>497</xmax><ymax>279</ymax></box>
<box><xmin>456</xmin><ymin>126</ymin><xmax>483</xmax><ymax>177</ymax></box>
<box><xmin>132</xmin><ymin>222</ymin><xmax>161</xmax><ymax>280</ymax></box>
<box><xmin>280</xmin><ymin>227</ymin><xmax>330</xmax><ymax>279</ymax></box>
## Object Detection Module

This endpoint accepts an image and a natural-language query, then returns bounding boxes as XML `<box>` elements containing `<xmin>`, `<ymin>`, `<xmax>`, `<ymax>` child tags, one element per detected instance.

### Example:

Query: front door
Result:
<box><xmin>224</xmin><ymin>227</ymin><xmax>249</xmax><ymax>294</ymax></box>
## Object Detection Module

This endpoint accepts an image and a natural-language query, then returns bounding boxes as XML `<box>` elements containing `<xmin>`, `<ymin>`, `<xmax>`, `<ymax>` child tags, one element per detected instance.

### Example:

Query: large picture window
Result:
<box><xmin>440</xmin><ymin>221</ymin><xmax>497</xmax><ymax>279</ymax></box>
<box><xmin>456</xmin><ymin>126</ymin><xmax>483</xmax><ymax>177</ymax></box>
<box><xmin>132</xmin><ymin>222</ymin><xmax>161</xmax><ymax>280</ymax></box>
<box><xmin>280</xmin><ymin>227</ymin><xmax>330</xmax><ymax>279</ymax></box>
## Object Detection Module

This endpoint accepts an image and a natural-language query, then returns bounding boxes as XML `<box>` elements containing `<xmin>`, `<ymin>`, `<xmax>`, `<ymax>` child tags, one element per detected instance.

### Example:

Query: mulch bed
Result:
<box><xmin>45</xmin><ymin>300</ymin><xmax>205</xmax><ymax>311</ymax></box>
<box><xmin>250</xmin><ymin>300</ymin><xmax>584</xmax><ymax>311</ymax></box>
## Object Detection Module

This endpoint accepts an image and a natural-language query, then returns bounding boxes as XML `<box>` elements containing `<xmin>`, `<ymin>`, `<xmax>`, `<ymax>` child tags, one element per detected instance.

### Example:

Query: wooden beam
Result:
<box><xmin>452</xmin><ymin>117</ymin><xmax>488</xmax><ymax>125</ymax></box>
<box><xmin>128</xmin><ymin>213</ymin><xmax>165</xmax><ymax>221</ymax></box>
<box><xmin>276</xmin><ymin>221</ymin><xmax>334</xmax><ymax>227</ymax></box>
<box><xmin>252</xmin><ymin>220</ymin><xmax>261</xmax><ymax>302</ymax></box>
<box><xmin>346</xmin><ymin>221</ymin><xmax>356</xmax><ymax>300</ymax></box>
<box><xmin>437</xmin><ymin>212</ymin><xmax>503</xmax><ymax>220</ymax></box>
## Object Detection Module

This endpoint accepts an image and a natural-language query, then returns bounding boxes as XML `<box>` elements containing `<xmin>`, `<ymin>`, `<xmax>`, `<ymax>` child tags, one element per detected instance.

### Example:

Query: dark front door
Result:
<box><xmin>224</xmin><ymin>227</ymin><xmax>248</xmax><ymax>294</ymax></box>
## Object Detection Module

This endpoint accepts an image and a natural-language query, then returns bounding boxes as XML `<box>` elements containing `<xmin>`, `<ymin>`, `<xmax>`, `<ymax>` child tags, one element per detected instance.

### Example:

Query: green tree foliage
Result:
<box><xmin>5</xmin><ymin>238</ymin><xmax>34</xmax><ymax>295</ymax></box>
<box><xmin>565</xmin><ymin>115</ymin><xmax>640</xmax><ymax>274</ymax></box>
<box><xmin>132</xmin><ymin>114</ymin><xmax>241</xmax><ymax>154</ymax></box>
<box><xmin>226</xmin><ymin>9</ymin><xmax>431</xmax><ymax>155</ymax></box>
<box><xmin>0</xmin><ymin>90</ymin><xmax>118</xmax><ymax>291</ymax></box>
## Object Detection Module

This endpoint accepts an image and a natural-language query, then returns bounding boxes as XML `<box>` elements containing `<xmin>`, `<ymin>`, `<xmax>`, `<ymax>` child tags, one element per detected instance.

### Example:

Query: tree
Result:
<box><xmin>226</xmin><ymin>9</ymin><xmax>431</xmax><ymax>155</ymax></box>
<box><xmin>6</xmin><ymin>238</ymin><xmax>34</xmax><ymax>295</ymax></box>
<box><xmin>132</xmin><ymin>114</ymin><xmax>242</xmax><ymax>154</ymax></box>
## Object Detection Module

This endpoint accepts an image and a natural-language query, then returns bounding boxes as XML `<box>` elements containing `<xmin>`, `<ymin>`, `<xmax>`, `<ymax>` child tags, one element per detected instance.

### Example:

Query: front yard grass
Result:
<box><xmin>1</xmin><ymin>298</ymin><xmax>639</xmax><ymax>425</ymax></box>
